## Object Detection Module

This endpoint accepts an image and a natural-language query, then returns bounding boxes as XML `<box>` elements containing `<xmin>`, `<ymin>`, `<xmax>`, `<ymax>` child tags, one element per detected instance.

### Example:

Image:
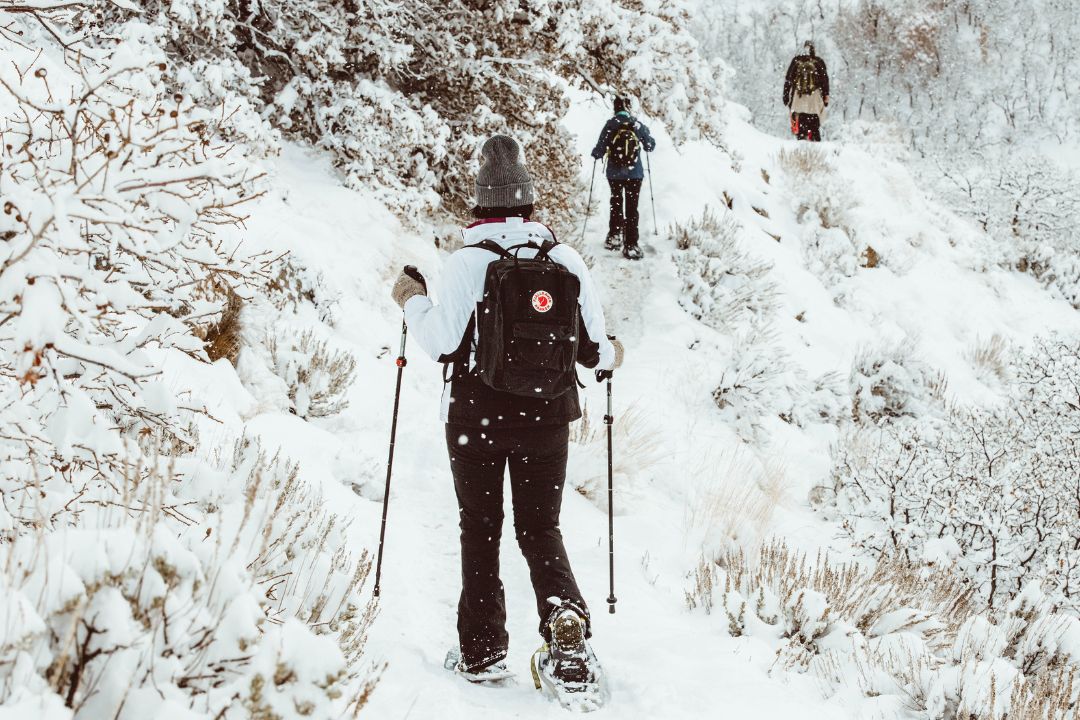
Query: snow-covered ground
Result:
<box><xmin>213</xmin><ymin>90</ymin><xmax>1080</xmax><ymax>717</ymax></box>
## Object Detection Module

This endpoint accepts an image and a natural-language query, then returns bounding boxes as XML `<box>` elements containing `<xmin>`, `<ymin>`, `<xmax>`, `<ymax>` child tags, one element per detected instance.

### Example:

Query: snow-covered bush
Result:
<box><xmin>0</xmin><ymin>9</ymin><xmax>263</xmax><ymax>523</ymax></box>
<box><xmin>822</xmin><ymin>336</ymin><xmax>1080</xmax><ymax>612</ymax></box>
<box><xmin>0</xmin><ymin>437</ymin><xmax>377</xmax><ymax>719</ymax></box>
<box><xmin>672</xmin><ymin>208</ymin><xmax>779</xmax><ymax>332</ymax></box>
<box><xmin>849</xmin><ymin>342</ymin><xmax>946</xmax><ymax>424</ymax></box>
<box><xmin>687</xmin><ymin>542</ymin><xmax>1080</xmax><ymax>719</ymax></box>
<box><xmin>793</xmin><ymin>371</ymin><xmax>849</xmax><ymax>428</ymax></box>
<box><xmin>267</xmin><ymin>329</ymin><xmax>357</xmax><ymax>419</ymax></box>
<box><xmin>712</xmin><ymin>329</ymin><xmax>800</xmax><ymax>440</ymax></box>
<box><xmin>775</xmin><ymin>147</ymin><xmax>864</xmax><ymax>287</ymax></box>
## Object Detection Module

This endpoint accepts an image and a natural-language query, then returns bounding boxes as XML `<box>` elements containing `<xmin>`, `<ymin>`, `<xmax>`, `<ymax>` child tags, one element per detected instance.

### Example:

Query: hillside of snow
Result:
<box><xmin>205</xmin><ymin>94</ymin><xmax>1079</xmax><ymax>718</ymax></box>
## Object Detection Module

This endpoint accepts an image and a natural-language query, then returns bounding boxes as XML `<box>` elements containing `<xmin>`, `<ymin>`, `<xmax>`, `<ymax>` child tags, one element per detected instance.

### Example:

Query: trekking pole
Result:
<box><xmin>645</xmin><ymin>151</ymin><xmax>658</xmax><ymax>236</ymax></box>
<box><xmin>604</xmin><ymin>377</ymin><xmax>617</xmax><ymax>614</ymax></box>
<box><xmin>374</xmin><ymin>266</ymin><xmax>424</xmax><ymax>598</ymax></box>
<box><xmin>580</xmin><ymin>159</ymin><xmax>598</xmax><ymax>245</ymax></box>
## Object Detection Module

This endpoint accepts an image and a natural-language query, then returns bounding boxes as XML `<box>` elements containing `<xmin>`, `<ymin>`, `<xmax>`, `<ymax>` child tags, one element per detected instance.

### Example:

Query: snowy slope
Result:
<box><xmin>220</xmin><ymin>91</ymin><xmax>1080</xmax><ymax>719</ymax></box>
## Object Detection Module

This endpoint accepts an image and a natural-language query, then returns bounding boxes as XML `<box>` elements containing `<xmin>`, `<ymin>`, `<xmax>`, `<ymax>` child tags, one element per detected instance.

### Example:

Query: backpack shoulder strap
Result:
<box><xmin>534</xmin><ymin>239</ymin><xmax>559</xmax><ymax>262</ymax></box>
<box><xmin>439</xmin><ymin>312</ymin><xmax>476</xmax><ymax>383</ymax></box>
<box><xmin>465</xmin><ymin>239</ymin><xmax>512</xmax><ymax>258</ymax></box>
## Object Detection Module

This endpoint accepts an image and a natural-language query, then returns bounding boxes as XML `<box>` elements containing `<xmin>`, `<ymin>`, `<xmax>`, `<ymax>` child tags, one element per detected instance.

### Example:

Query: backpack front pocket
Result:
<box><xmin>509</xmin><ymin>322</ymin><xmax>576</xmax><ymax>372</ymax></box>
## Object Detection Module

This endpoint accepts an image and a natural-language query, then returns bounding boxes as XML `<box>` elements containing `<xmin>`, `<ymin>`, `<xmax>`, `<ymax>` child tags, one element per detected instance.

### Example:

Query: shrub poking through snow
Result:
<box><xmin>712</xmin><ymin>328</ymin><xmax>797</xmax><ymax>439</ymax></box>
<box><xmin>687</xmin><ymin>542</ymin><xmax>1080</xmax><ymax>718</ymax></box>
<box><xmin>775</xmin><ymin>146</ymin><xmax>865</xmax><ymax>288</ymax></box>
<box><xmin>777</xmin><ymin>146</ymin><xmax>855</xmax><ymax>234</ymax></box>
<box><xmin>823</xmin><ymin>336</ymin><xmax>1080</xmax><ymax>612</ymax></box>
<box><xmin>848</xmin><ymin>342</ymin><xmax>946</xmax><ymax>424</ymax></box>
<box><xmin>0</xmin><ymin>437</ymin><xmax>378</xmax><ymax>719</ymax></box>
<box><xmin>672</xmin><ymin>208</ymin><xmax>779</xmax><ymax>333</ymax></box>
<box><xmin>965</xmin><ymin>333</ymin><xmax>1010</xmax><ymax>385</ymax></box>
<box><xmin>267</xmin><ymin>329</ymin><xmax>358</xmax><ymax>419</ymax></box>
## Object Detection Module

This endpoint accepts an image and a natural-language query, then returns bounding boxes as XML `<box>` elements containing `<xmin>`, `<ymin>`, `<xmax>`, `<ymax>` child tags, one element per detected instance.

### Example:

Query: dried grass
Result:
<box><xmin>186</xmin><ymin>276</ymin><xmax>245</xmax><ymax>365</ymax></box>
<box><xmin>569</xmin><ymin>403</ymin><xmax>666</xmax><ymax>508</ymax></box>
<box><xmin>683</xmin><ymin>447</ymin><xmax>790</xmax><ymax>551</ymax></box>
<box><xmin>966</xmin><ymin>333</ymin><xmax>1010</xmax><ymax>383</ymax></box>
<box><xmin>777</xmin><ymin>145</ymin><xmax>832</xmax><ymax>179</ymax></box>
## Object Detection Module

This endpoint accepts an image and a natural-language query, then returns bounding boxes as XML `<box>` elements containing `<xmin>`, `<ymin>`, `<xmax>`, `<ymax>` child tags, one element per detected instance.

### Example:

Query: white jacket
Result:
<box><xmin>790</xmin><ymin>89</ymin><xmax>826</xmax><ymax>117</ymax></box>
<box><xmin>404</xmin><ymin>217</ymin><xmax>616</xmax><ymax>420</ymax></box>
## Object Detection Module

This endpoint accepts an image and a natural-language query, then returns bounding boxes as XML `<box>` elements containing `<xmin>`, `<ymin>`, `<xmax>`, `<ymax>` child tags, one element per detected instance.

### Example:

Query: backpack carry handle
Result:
<box><xmin>467</xmin><ymin>239</ymin><xmax>559</xmax><ymax>264</ymax></box>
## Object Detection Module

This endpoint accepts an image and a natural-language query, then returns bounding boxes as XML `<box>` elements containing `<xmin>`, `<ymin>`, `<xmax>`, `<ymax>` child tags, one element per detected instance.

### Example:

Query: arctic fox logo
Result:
<box><xmin>532</xmin><ymin>290</ymin><xmax>553</xmax><ymax>313</ymax></box>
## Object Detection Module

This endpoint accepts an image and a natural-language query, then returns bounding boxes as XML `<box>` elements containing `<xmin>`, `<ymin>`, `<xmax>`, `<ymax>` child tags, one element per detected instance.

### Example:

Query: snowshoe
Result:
<box><xmin>604</xmin><ymin>233</ymin><xmax>622</xmax><ymax>251</ymax></box>
<box><xmin>444</xmin><ymin>648</ymin><xmax>514</xmax><ymax>684</ymax></box>
<box><xmin>530</xmin><ymin>605</ymin><xmax>607</xmax><ymax>711</ymax></box>
<box><xmin>622</xmin><ymin>241</ymin><xmax>644</xmax><ymax>260</ymax></box>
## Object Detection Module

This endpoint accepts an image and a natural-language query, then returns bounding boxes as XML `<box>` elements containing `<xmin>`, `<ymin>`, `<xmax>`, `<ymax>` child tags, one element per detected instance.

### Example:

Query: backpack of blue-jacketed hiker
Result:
<box><xmin>607</xmin><ymin>124</ymin><xmax>641</xmax><ymax>170</ymax></box>
<box><xmin>465</xmin><ymin>239</ymin><xmax>581</xmax><ymax>399</ymax></box>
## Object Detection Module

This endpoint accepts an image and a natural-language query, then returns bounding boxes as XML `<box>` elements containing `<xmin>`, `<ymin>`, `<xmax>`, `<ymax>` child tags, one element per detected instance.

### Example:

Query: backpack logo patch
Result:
<box><xmin>532</xmin><ymin>290</ymin><xmax>553</xmax><ymax>313</ymax></box>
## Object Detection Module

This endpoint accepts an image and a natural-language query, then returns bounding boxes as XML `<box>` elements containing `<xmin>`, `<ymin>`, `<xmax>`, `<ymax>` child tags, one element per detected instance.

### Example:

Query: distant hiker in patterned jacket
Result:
<box><xmin>390</xmin><ymin>135</ymin><xmax>622</xmax><ymax>695</ymax></box>
<box><xmin>591</xmin><ymin>96</ymin><xmax>656</xmax><ymax>260</ymax></box>
<box><xmin>783</xmin><ymin>41</ymin><xmax>830</xmax><ymax>142</ymax></box>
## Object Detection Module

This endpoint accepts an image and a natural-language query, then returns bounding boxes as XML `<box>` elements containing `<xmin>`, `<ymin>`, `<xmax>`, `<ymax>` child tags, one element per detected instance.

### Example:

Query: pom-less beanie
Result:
<box><xmin>475</xmin><ymin>135</ymin><xmax>535</xmax><ymax>208</ymax></box>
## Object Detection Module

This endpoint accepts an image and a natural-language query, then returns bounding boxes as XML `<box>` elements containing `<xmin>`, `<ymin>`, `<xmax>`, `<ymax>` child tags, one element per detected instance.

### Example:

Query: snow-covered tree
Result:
<box><xmin>0</xmin><ymin>5</ymin><xmax>376</xmax><ymax>717</ymax></box>
<box><xmin>97</xmin><ymin>0</ymin><xmax>728</xmax><ymax>227</ymax></box>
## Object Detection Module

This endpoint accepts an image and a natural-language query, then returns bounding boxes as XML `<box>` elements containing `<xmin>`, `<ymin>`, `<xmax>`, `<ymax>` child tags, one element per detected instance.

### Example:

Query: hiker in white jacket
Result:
<box><xmin>388</xmin><ymin>135</ymin><xmax>621</xmax><ymax>689</ymax></box>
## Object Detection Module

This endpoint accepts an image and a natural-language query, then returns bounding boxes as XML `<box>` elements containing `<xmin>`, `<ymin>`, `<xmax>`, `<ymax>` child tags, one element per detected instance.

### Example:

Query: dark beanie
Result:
<box><xmin>614</xmin><ymin>96</ymin><xmax>629</xmax><ymax>114</ymax></box>
<box><xmin>475</xmin><ymin>135</ymin><xmax>535</xmax><ymax>208</ymax></box>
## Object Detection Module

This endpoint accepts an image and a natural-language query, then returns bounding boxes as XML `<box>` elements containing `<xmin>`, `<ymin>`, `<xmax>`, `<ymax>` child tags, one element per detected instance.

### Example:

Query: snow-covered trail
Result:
<box><xmin>235</xmin><ymin>128</ymin><xmax>848</xmax><ymax>717</ymax></box>
<box><xmin>350</xmin><ymin>171</ymin><xmax>841</xmax><ymax>720</ymax></box>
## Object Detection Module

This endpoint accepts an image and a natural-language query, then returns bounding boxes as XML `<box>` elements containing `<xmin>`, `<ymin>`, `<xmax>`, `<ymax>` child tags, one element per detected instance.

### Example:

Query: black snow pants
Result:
<box><xmin>607</xmin><ymin>178</ymin><xmax>643</xmax><ymax>245</ymax></box>
<box><xmin>794</xmin><ymin>112</ymin><xmax>821</xmax><ymax>142</ymax></box>
<box><xmin>446</xmin><ymin>423</ymin><xmax>588</xmax><ymax>672</ymax></box>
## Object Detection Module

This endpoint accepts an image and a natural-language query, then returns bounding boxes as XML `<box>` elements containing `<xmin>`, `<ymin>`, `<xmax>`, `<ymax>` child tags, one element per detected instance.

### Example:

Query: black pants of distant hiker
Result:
<box><xmin>608</xmin><ymin>178</ymin><xmax>643</xmax><ymax>245</ymax></box>
<box><xmin>446</xmin><ymin>423</ymin><xmax>588</xmax><ymax>671</ymax></box>
<box><xmin>794</xmin><ymin>112</ymin><xmax>821</xmax><ymax>142</ymax></box>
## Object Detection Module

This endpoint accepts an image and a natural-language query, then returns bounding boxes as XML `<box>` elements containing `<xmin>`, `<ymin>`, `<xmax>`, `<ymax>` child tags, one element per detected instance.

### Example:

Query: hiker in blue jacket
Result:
<box><xmin>591</xmin><ymin>97</ymin><xmax>656</xmax><ymax>260</ymax></box>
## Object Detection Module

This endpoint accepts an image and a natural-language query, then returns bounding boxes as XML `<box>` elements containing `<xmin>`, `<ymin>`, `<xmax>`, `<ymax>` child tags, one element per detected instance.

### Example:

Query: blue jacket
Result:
<box><xmin>591</xmin><ymin>112</ymin><xmax>656</xmax><ymax>181</ymax></box>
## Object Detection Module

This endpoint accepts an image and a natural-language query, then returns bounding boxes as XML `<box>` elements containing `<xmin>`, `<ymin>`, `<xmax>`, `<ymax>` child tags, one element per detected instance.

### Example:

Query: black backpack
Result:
<box><xmin>453</xmin><ymin>239</ymin><xmax>581</xmax><ymax>399</ymax></box>
<box><xmin>608</xmin><ymin>124</ymin><xmax>641</xmax><ymax>169</ymax></box>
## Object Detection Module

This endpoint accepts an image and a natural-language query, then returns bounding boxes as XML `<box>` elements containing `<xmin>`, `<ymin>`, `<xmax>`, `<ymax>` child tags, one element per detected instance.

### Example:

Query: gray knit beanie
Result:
<box><xmin>475</xmin><ymin>135</ymin><xmax>535</xmax><ymax>208</ymax></box>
